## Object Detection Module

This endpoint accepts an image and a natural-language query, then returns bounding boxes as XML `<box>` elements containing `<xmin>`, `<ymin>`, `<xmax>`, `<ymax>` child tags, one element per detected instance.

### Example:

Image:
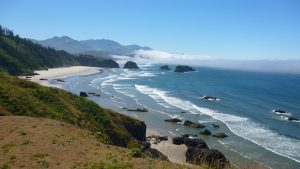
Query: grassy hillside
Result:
<box><xmin>0</xmin><ymin>72</ymin><xmax>145</xmax><ymax>147</ymax></box>
<box><xmin>0</xmin><ymin>25</ymin><xmax>119</xmax><ymax>76</ymax></box>
<box><xmin>0</xmin><ymin>116</ymin><xmax>194</xmax><ymax>169</ymax></box>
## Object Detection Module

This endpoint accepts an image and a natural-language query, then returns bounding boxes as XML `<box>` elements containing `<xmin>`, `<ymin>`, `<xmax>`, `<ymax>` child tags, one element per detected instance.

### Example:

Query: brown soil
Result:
<box><xmin>0</xmin><ymin>116</ymin><xmax>196</xmax><ymax>169</ymax></box>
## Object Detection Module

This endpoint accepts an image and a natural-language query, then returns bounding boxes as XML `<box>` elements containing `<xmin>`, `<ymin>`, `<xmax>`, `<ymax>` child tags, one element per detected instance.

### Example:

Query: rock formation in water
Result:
<box><xmin>160</xmin><ymin>65</ymin><xmax>171</xmax><ymax>70</ymax></box>
<box><xmin>124</xmin><ymin>61</ymin><xmax>140</xmax><ymax>69</ymax></box>
<box><xmin>174</xmin><ymin>65</ymin><xmax>195</xmax><ymax>72</ymax></box>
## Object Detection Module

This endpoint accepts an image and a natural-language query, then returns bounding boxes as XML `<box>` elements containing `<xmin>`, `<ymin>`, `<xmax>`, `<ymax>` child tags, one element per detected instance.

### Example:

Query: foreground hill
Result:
<box><xmin>0</xmin><ymin>26</ymin><xmax>119</xmax><ymax>76</ymax></box>
<box><xmin>0</xmin><ymin>72</ymin><xmax>145</xmax><ymax>147</ymax></box>
<box><xmin>0</xmin><ymin>116</ymin><xmax>194</xmax><ymax>169</ymax></box>
<box><xmin>34</xmin><ymin>36</ymin><xmax>151</xmax><ymax>56</ymax></box>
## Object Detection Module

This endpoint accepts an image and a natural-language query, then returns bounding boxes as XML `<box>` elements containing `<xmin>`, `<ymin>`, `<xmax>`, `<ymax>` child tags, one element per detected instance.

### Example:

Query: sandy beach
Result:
<box><xmin>146</xmin><ymin>128</ymin><xmax>191</xmax><ymax>166</ymax></box>
<box><xmin>22</xmin><ymin>66</ymin><xmax>102</xmax><ymax>88</ymax></box>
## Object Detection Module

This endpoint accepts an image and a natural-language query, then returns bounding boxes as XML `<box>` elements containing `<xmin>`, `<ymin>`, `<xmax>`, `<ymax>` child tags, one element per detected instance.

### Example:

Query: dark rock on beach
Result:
<box><xmin>39</xmin><ymin>78</ymin><xmax>48</xmax><ymax>81</ymax></box>
<box><xmin>56</xmin><ymin>79</ymin><xmax>66</xmax><ymax>82</ymax></box>
<box><xmin>211</xmin><ymin>123</ymin><xmax>220</xmax><ymax>128</ymax></box>
<box><xmin>94</xmin><ymin>94</ymin><xmax>100</xmax><ymax>97</ymax></box>
<box><xmin>160</xmin><ymin>65</ymin><xmax>171</xmax><ymax>70</ymax></box>
<box><xmin>200</xmin><ymin>129</ymin><xmax>211</xmax><ymax>135</ymax></box>
<box><xmin>127</xmin><ymin>108</ymin><xmax>148</xmax><ymax>112</ymax></box>
<box><xmin>172</xmin><ymin>137</ymin><xmax>186</xmax><ymax>145</ymax></box>
<box><xmin>185</xmin><ymin>138</ymin><xmax>208</xmax><ymax>149</ymax></box>
<box><xmin>186</xmin><ymin>147</ymin><xmax>230</xmax><ymax>169</ymax></box>
<box><xmin>184</xmin><ymin>120</ymin><xmax>205</xmax><ymax>128</ymax></box>
<box><xmin>147</xmin><ymin>135</ymin><xmax>168</xmax><ymax>144</ymax></box>
<box><xmin>171</xmin><ymin>135</ymin><xmax>230</xmax><ymax>168</ymax></box>
<box><xmin>123</xmin><ymin>61</ymin><xmax>140</xmax><ymax>69</ymax></box>
<box><xmin>212</xmin><ymin>133</ymin><xmax>228</xmax><ymax>138</ymax></box>
<box><xmin>79</xmin><ymin>91</ymin><xmax>88</xmax><ymax>97</ymax></box>
<box><xmin>88</xmin><ymin>92</ymin><xmax>95</xmax><ymax>95</ymax></box>
<box><xmin>164</xmin><ymin>118</ymin><xmax>182</xmax><ymax>123</ymax></box>
<box><xmin>145</xmin><ymin>148</ymin><xmax>169</xmax><ymax>161</ymax></box>
<box><xmin>174</xmin><ymin>65</ymin><xmax>196</xmax><ymax>72</ymax></box>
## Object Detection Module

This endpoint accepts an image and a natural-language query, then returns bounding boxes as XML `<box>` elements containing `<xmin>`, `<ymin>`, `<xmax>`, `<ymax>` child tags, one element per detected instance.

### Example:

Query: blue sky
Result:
<box><xmin>1</xmin><ymin>0</ymin><xmax>299</xmax><ymax>60</ymax></box>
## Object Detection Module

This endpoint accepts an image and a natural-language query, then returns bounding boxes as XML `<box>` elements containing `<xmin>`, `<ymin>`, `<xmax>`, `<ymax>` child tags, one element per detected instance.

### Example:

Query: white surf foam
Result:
<box><xmin>138</xmin><ymin>72</ymin><xmax>157</xmax><ymax>77</ymax></box>
<box><xmin>135</xmin><ymin>85</ymin><xmax>300</xmax><ymax>163</ymax></box>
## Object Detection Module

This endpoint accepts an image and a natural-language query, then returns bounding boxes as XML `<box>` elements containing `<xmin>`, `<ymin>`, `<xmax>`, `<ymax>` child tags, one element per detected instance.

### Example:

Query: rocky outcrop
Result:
<box><xmin>170</xmin><ymin>135</ymin><xmax>230</xmax><ymax>168</ymax></box>
<box><xmin>141</xmin><ymin>142</ymin><xmax>169</xmax><ymax>161</ymax></box>
<box><xmin>185</xmin><ymin>138</ymin><xmax>208</xmax><ymax>149</ymax></box>
<box><xmin>174</xmin><ymin>65</ymin><xmax>195</xmax><ymax>72</ymax></box>
<box><xmin>211</xmin><ymin>123</ymin><xmax>220</xmax><ymax>128</ymax></box>
<box><xmin>273</xmin><ymin>109</ymin><xmax>286</xmax><ymax>114</ymax></box>
<box><xmin>172</xmin><ymin>136</ymin><xmax>207</xmax><ymax>148</ymax></box>
<box><xmin>56</xmin><ymin>79</ymin><xmax>66</xmax><ymax>82</ymax></box>
<box><xmin>288</xmin><ymin>116</ymin><xmax>299</xmax><ymax>121</ymax></box>
<box><xmin>172</xmin><ymin>137</ymin><xmax>186</xmax><ymax>145</ymax></box>
<box><xmin>200</xmin><ymin>129</ymin><xmax>211</xmax><ymax>135</ymax></box>
<box><xmin>212</xmin><ymin>133</ymin><xmax>228</xmax><ymax>138</ymax></box>
<box><xmin>186</xmin><ymin>147</ymin><xmax>230</xmax><ymax>169</ymax></box>
<box><xmin>80</xmin><ymin>91</ymin><xmax>88</xmax><ymax>97</ymax></box>
<box><xmin>160</xmin><ymin>65</ymin><xmax>171</xmax><ymax>70</ymax></box>
<box><xmin>202</xmin><ymin>96</ymin><xmax>217</xmax><ymax>101</ymax></box>
<box><xmin>147</xmin><ymin>135</ymin><xmax>168</xmax><ymax>144</ymax></box>
<box><xmin>164</xmin><ymin>118</ymin><xmax>182</xmax><ymax>123</ymax></box>
<box><xmin>144</xmin><ymin>148</ymin><xmax>169</xmax><ymax>161</ymax></box>
<box><xmin>127</xmin><ymin>108</ymin><xmax>148</xmax><ymax>112</ymax></box>
<box><xmin>124</xmin><ymin>61</ymin><xmax>140</xmax><ymax>69</ymax></box>
<box><xmin>123</xmin><ymin>120</ymin><xmax>146</xmax><ymax>142</ymax></box>
<box><xmin>183</xmin><ymin>120</ymin><xmax>205</xmax><ymax>128</ymax></box>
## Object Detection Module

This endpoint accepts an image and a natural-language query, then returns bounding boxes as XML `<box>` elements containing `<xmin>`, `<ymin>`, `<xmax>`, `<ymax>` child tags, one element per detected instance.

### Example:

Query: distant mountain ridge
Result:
<box><xmin>0</xmin><ymin>26</ymin><xmax>119</xmax><ymax>76</ymax></box>
<box><xmin>34</xmin><ymin>36</ymin><xmax>151</xmax><ymax>56</ymax></box>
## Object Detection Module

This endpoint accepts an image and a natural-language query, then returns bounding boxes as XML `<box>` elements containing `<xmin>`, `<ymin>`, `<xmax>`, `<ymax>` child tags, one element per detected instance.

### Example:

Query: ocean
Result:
<box><xmin>60</xmin><ymin>64</ymin><xmax>300</xmax><ymax>169</ymax></box>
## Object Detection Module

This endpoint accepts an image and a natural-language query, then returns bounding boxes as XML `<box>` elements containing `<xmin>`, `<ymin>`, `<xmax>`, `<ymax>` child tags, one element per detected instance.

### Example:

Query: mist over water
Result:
<box><xmin>113</xmin><ymin>49</ymin><xmax>300</xmax><ymax>74</ymax></box>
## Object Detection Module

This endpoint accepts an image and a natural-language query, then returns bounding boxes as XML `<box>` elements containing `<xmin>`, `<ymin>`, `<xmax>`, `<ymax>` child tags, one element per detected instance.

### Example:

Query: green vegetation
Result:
<box><xmin>128</xmin><ymin>148</ymin><xmax>145</xmax><ymax>158</ymax></box>
<box><xmin>0</xmin><ymin>164</ymin><xmax>9</xmax><ymax>169</ymax></box>
<box><xmin>0</xmin><ymin>25</ymin><xmax>119</xmax><ymax>76</ymax></box>
<box><xmin>0</xmin><ymin>72</ymin><xmax>145</xmax><ymax>147</ymax></box>
<box><xmin>33</xmin><ymin>153</ymin><xmax>48</xmax><ymax>159</ymax></box>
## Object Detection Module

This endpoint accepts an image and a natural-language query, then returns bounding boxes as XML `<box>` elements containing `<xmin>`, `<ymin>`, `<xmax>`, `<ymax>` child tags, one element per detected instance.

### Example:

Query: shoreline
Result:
<box><xmin>21</xmin><ymin>66</ymin><xmax>102</xmax><ymax>88</ymax></box>
<box><xmin>26</xmin><ymin>66</ymin><xmax>269</xmax><ymax>169</ymax></box>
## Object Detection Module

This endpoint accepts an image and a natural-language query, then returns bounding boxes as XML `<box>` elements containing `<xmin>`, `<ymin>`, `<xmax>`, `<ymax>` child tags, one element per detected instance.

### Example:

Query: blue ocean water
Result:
<box><xmin>62</xmin><ymin>64</ymin><xmax>300</xmax><ymax>168</ymax></box>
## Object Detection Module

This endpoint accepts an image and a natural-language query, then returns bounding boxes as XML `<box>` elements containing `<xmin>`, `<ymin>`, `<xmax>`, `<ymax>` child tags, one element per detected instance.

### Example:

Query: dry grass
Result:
<box><xmin>0</xmin><ymin>116</ymin><xmax>199</xmax><ymax>169</ymax></box>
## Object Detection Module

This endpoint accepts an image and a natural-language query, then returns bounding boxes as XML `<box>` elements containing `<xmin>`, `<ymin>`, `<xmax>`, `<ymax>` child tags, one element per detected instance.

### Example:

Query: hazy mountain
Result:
<box><xmin>35</xmin><ymin>36</ymin><xmax>151</xmax><ymax>56</ymax></box>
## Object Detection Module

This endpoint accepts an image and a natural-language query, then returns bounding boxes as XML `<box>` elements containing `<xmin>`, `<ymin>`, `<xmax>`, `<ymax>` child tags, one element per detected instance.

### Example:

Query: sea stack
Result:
<box><xmin>124</xmin><ymin>61</ymin><xmax>140</xmax><ymax>69</ymax></box>
<box><xmin>160</xmin><ymin>65</ymin><xmax>171</xmax><ymax>70</ymax></box>
<box><xmin>174</xmin><ymin>65</ymin><xmax>195</xmax><ymax>72</ymax></box>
